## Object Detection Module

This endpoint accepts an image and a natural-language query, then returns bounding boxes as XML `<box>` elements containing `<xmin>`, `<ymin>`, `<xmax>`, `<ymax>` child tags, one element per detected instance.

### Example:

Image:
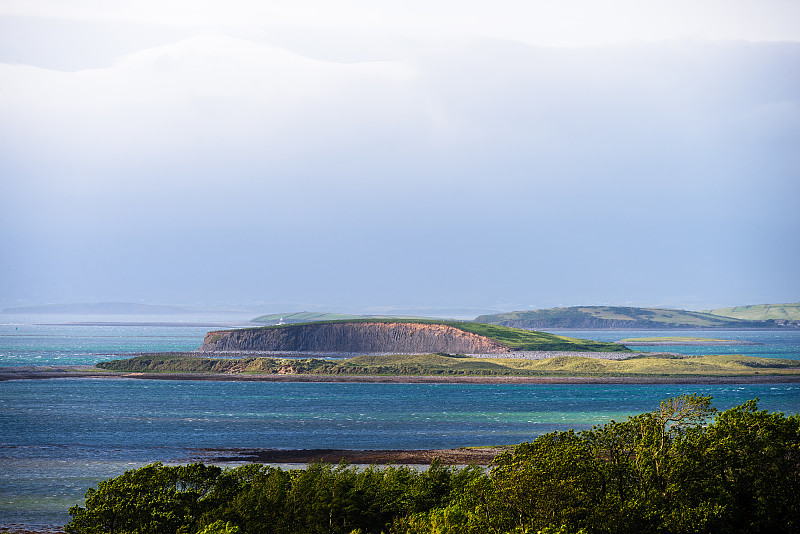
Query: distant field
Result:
<box><xmin>475</xmin><ymin>306</ymin><xmax>766</xmax><ymax>329</ymax></box>
<box><xmin>98</xmin><ymin>352</ymin><xmax>800</xmax><ymax>377</ymax></box>
<box><xmin>708</xmin><ymin>303</ymin><xmax>800</xmax><ymax>322</ymax></box>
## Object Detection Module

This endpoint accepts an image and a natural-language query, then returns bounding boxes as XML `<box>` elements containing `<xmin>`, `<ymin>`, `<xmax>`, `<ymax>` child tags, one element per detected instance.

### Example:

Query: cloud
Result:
<box><xmin>3</xmin><ymin>39</ymin><xmax>798</xmax><ymax>224</ymax></box>
<box><xmin>1</xmin><ymin>34</ymin><xmax>420</xmax><ymax>174</ymax></box>
<box><xmin>1</xmin><ymin>17</ymin><xmax>798</xmax><ymax>309</ymax></box>
<box><xmin>4</xmin><ymin>1</ymin><xmax>800</xmax><ymax>46</ymax></box>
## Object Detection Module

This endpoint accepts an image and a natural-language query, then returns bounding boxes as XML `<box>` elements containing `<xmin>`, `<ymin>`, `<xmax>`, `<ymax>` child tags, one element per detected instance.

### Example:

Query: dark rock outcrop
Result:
<box><xmin>200</xmin><ymin>322</ymin><xmax>511</xmax><ymax>354</ymax></box>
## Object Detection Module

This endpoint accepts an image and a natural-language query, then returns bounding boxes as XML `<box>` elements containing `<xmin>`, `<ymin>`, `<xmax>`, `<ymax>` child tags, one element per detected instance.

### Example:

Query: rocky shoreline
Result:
<box><xmin>195</xmin><ymin>446</ymin><xmax>510</xmax><ymax>465</ymax></box>
<box><xmin>0</xmin><ymin>525</ymin><xmax>66</xmax><ymax>534</ymax></box>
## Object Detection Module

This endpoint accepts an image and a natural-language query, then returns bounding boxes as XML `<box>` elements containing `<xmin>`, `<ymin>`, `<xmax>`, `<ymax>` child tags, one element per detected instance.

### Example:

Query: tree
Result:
<box><xmin>64</xmin><ymin>396</ymin><xmax>799</xmax><ymax>534</ymax></box>
<box><xmin>669</xmin><ymin>399</ymin><xmax>800</xmax><ymax>533</ymax></box>
<box><xmin>485</xmin><ymin>430</ymin><xmax>603</xmax><ymax>533</ymax></box>
<box><xmin>66</xmin><ymin>463</ymin><xmax>222</xmax><ymax>534</ymax></box>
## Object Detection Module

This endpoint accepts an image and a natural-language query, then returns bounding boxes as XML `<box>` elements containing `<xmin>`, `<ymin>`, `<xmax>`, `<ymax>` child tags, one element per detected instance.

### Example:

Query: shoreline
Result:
<box><xmin>195</xmin><ymin>447</ymin><xmax>509</xmax><ymax>465</ymax></box>
<box><xmin>2</xmin><ymin>366</ymin><xmax>800</xmax><ymax>384</ymax></box>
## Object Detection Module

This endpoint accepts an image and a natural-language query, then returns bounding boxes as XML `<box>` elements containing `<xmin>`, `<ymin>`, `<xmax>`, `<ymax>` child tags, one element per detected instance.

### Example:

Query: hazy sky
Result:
<box><xmin>1</xmin><ymin>1</ymin><xmax>798</xmax><ymax>314</ymax></box>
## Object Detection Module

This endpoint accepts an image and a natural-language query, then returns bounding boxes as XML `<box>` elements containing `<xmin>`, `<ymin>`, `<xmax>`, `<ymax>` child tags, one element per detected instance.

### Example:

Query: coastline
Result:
<box><xmin>3</xmin><ymin>366</ymin><xmax>800</xmax><ymax>384</ymax></box>
<box><xmin>0</xmin><ymin>526</ymin><xmax>65</xmax><ymax>534</ymax></box>
<box><xmin>195</xmin><ymin>447</ymin><xmax>509</xmax><ymax>465</ymax></box>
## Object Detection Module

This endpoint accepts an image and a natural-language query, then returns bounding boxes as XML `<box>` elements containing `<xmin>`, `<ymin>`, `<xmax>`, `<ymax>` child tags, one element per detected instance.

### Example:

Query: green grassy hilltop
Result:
<box><xmin>708</xmin><ymin>303</ymin><xmax>800</xmax><ymax>322</ymax></box>
<box><xmin>475</xmin><ymin>306</ymin><xmax>782</xmax><ymax>329</ymax></box>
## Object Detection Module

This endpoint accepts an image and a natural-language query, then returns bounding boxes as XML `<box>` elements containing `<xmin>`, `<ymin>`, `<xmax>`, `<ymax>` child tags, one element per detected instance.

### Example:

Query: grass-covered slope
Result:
<box><xmin>97</xmin><ymin>352</ymin><xmax>800</xmax><ymax>377</ymax></box>
<box><xmin>439</xmin><ymin>321</ymin><xmax>630</xmax><ymax>351</ymax></box>
<box><xmin>708</xmin><ymin>303</ymin><xmax>800</xmax><ymax>322</ymax></box>
<box><xmin>97</xmin><ymin>353</ymin><xmax>336</xmax><ymax>374</ymax></box>
<box><xmin>475</xmin><ymin>306</ymin><xmax>772</xmax><ymax>329</ymax></box>
<box><xmin>340</xmin><ymin>353</ymin><xmax>800</xmax><ymax>376</ymax></box>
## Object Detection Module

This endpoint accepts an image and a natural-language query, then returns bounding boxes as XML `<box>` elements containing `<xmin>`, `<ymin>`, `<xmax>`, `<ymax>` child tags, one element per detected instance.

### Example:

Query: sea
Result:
<box><xmin>1</xmin><ymin>315</ymin><xmax>800</xmax><ymax>529</ymax></box>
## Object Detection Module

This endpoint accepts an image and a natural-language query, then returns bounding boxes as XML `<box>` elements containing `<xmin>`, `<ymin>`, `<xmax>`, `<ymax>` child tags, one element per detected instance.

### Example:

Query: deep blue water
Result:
<box><xmin>1</xmin><ymin>318</ymin><xmax>799</xmax><ymax>528</ymax></box>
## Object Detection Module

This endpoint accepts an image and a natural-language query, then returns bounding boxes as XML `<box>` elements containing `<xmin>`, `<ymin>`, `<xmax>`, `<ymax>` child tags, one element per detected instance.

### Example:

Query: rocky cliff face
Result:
<box><xmin>200</xmin><ymin>322</ymin><xmax>511</xmax><ymax>354</ymax></box>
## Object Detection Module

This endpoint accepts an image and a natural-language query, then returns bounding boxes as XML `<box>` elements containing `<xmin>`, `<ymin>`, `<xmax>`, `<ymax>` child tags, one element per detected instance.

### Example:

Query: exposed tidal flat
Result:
<box><xmin>2</xmin><ymin>320</ymin><xmax>800</xmax><ymax>530</ymax></box>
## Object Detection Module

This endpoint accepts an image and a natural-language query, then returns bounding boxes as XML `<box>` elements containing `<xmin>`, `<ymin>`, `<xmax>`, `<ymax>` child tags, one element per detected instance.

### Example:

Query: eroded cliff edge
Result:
<box><xmin>200</xmin><ymin>321</ymin><xmax>511</xmax><ymax>354</ymax></box>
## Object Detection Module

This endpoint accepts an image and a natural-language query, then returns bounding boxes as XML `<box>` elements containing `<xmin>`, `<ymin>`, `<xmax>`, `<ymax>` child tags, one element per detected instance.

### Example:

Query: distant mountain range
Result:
<box><xmin>474</xmin><ymin>305</ymin><xmax>800</xmax><ymax>329</ymax></box>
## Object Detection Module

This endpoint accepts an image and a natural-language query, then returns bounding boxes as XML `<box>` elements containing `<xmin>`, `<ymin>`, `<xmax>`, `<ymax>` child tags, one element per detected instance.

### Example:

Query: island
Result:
<box><xmin>197</xmin><ymin>319</ymin><xmax>632</xmax><ymax>353</ymax></box>
<box><xmin>88</xmin><ymin>320</ymin><xmax>800</xmax><ymax>381</ymax></box>
<box><xmin>3</xmin><ymin>320</ymin><xmax>799</xmax><ymax>382</ymax></box>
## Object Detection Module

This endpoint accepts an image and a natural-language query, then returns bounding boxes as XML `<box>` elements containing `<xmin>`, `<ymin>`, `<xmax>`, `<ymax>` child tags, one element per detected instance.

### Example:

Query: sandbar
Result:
<box><xmin>195</xmin><ymin>447</ymin><xmax>509</xmax><ymax>465</ymax></box>
<box><xmin>2</xmin><ymin>366</ymin><xmax>800</xmax><ymax>384</ymax></box>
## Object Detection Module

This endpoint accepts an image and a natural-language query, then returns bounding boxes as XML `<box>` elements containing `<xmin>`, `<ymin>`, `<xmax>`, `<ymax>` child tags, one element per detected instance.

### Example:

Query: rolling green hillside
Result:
<box><xmin>708</xmin><ymin>303</ymin><xmax>800</xmax><ymax>322</ymax></box>
<box><xmin>475</xmin><ymin>306</ymin><xmax>774</xmax><ymax>329</ymax></box>
<box><xmin>436</xmin><ymin>321</ymin><xmax>631</xmax><ymax>351</ymax></box>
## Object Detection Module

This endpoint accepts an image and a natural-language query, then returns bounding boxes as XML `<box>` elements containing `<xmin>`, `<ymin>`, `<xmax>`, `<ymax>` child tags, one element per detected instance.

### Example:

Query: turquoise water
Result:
<box><xmin>3</xmin><ymin>322</ymin><xmax>800</xmax><ymax>367</ymax></box>
<box><xmin>550</xmin><ymin>329</ymin><xmax>800</xmax><ymax>359</ymax></box>
<box><xmin>1</xmin><ymin>319</ymin><xmax>799</xmax><ymax>528</ymax></box>
<box><xmin>0</xmin><ymin>315</ymin><xmax>236</xmax><ymax>367</ymax></box>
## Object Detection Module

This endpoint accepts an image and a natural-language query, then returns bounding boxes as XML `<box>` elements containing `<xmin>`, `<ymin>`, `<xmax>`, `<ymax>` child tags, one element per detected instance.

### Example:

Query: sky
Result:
<box><xmin>1</xmin><ymin>1</ymin><xmax>799</xmax><ymax>315</ymax></box>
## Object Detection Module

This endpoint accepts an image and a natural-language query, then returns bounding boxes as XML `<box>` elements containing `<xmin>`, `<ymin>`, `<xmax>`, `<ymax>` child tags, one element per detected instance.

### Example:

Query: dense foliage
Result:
<box><xmin>66</xmin><ymin>395</ymin><xmax>800</xmax><ymax>534</ymax></box>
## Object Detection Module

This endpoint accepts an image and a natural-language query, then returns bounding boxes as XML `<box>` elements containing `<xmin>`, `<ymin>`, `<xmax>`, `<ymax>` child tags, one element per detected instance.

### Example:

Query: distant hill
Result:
<box><xmin>250</xmin><ymin>312</ymin><xmax>434</xmax><ymax>324</ymax></box>
<box><xmin>707</xmin><ymin>303</ymin><xmax>800</xmax><ymax>323</ymax></box>
<box><xmin>474</xmin><ymin>306</ymin><xmax>780</xmax><ymax>329</ymax></box>
<box><xmin>2</xmin><ymin>302</ymin><xmax>190</xmax><ymax>315</ymax></box>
